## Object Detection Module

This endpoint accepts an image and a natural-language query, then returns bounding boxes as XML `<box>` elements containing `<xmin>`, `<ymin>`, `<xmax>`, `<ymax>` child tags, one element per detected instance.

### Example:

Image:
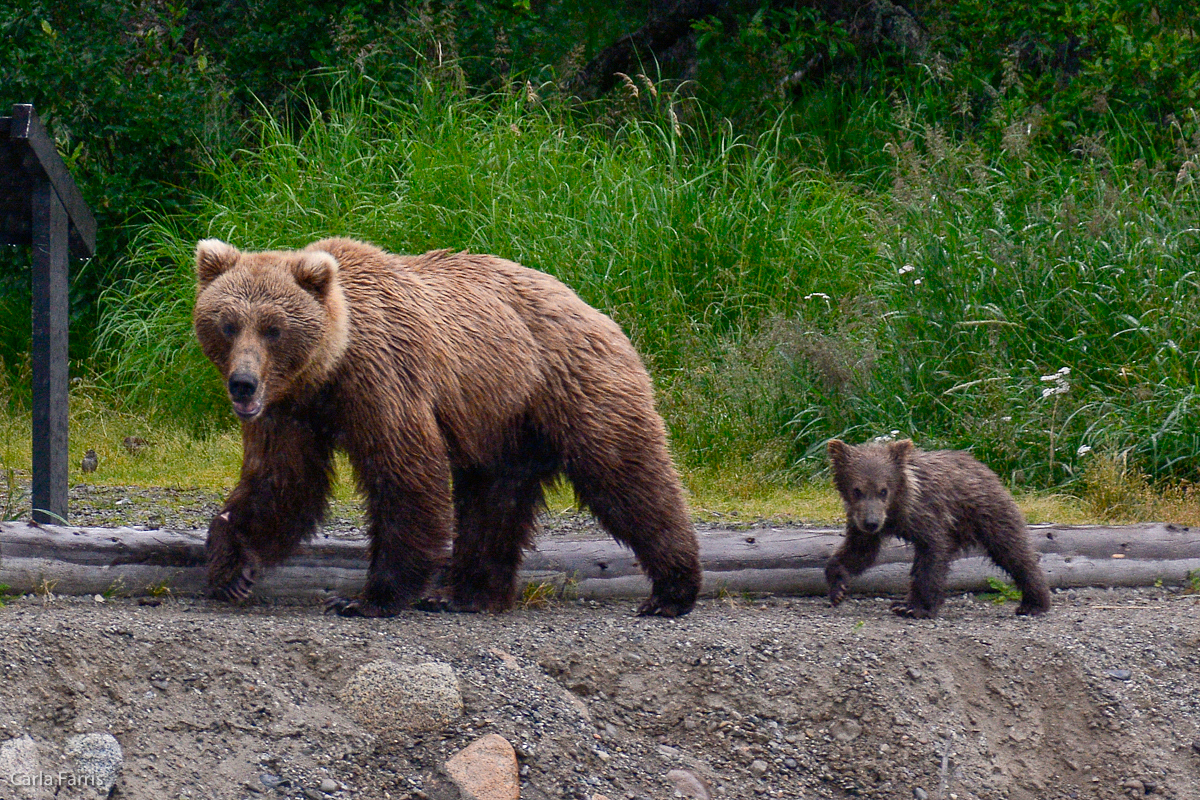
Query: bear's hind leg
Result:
<box><xmin>978</xmin><ymin>516</ymin><xmax>1052</xmax><ymax>616</ymax></box>
<box><xmin>569</xmin><ymin>458</ymin><xmax>701</xmax><ymax>618</ymax></box>
<box><xmin>441</xmin><ymin>459</ymin><xmax>554</xmax><ymax>613</ymax></box>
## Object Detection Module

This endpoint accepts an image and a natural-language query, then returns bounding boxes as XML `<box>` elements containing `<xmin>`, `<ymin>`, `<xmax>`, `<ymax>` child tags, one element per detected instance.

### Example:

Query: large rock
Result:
<box><xmin>340</xmin><ymin>661</ymin><xmax>463</xmax><ymax>740</ymax></box>
<box><xmin>63</xmin><ymin>733</ymin><xmax>123</xmax><ymax>796</ymax></box>
<box><xmin>443</xmin><ymin>734</ymin><xmax>520</xmax><ymax>800</ymax></box>
<box><xmin>0</xmin><ymin>735</ymin><xmax>45</xmax><ymax>799</ymax></box>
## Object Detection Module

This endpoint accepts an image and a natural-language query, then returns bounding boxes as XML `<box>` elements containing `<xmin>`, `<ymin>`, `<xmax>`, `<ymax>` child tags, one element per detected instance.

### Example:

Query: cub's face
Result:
<box><xmin>827</xmin><ymin>439</ymin><xmax>913</xmax><ymax>534</ymax></box>
<box><xmin>193</xmin><ymin>240</ymin><xmax>344</xmax><ymax>421</ymax></box>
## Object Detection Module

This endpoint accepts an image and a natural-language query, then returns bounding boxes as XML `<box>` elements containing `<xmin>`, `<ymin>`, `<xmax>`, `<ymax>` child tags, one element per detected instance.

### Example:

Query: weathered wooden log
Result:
<box><xmin>1</xmin><ymin>521</ymin><xmax>1197</xmax><ymax>601</ymax></box>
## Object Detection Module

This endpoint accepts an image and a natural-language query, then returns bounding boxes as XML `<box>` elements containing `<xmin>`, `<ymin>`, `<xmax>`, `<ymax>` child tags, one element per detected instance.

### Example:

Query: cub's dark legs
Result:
<box><xmin>977</xmin><ymin>516</ymin><xmax>1052</xmax><ymax>616</ymax></box>
<box><xmin>893</xmin><ymin>538</ymin><xmax>952</xmax><ymax>619</ymax></box>
<box><xmin>207</xmin><ymin>412</ymin><xmax>333</xmax><ymax>602</ymax></box>
<box><xmin>825</xmin><ymin>531</ymin><xmax>883</xmax><ymax>606</ymax></box>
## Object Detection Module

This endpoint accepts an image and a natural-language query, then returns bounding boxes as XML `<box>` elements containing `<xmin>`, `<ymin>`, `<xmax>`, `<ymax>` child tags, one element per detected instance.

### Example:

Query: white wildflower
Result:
<box><xmin>898</xmin><ymin>264</ymin><xmax>915</xmax><ymax>275</ymax></box>
<box><xmin>1076</xmin><ymin>444</ymin><xmax>1092</xmax><ymax>456</ymax></box>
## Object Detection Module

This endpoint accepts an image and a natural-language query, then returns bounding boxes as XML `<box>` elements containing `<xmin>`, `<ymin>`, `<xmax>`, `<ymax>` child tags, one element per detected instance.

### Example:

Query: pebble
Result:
<box><xmin>1106</xmin><ymin>669</ymin><xmax>1132</xmax><ymax>681</ymax></box>
<box><xmin>340</xmin><ymin>661</ymin><xmax>462</xmax><ymax>738</ymax></box>
<box><xmin>830</xmin><ymin>718</ymin><xmax>862</xmax><ymax>742</ymax></box>
<box><xmin>319</xmin><ymin>778</ymin><xmax>340</xmax><ymax>793</ymax></box>
<box><xmin>443</xmin><ymin>734</ymin><xmax>520</xmax><ymax>800</ymax></box>
<box><xmin>260</xmin><ymin>773</ymin><xmax>283</xmax><ymax>789</ymax></box>
<box><xmin>750</xmin><ymin>759</ymin><xmax>769</xmax><ymax>778</ymax></box>
<box><xmin>64</xmin><ymin>732</ymin><xmax>123</xmax><ymax>795</ymax></box>
<box><xmin>1122</xmin><ymin>779</ymin><xmax>1144</xmax><ymax>794</ymax></box>
<box><xmin>913</xmin><ymin>788</ymin><xmax>929</xmax><ymax>800</ymax></box>
<box><xmin>907</xmin><ymin>667</ymin><xmax>923</xmax><ymax>681</ymax></box>
<box><xmin>665</xmin><ymin>768</ymin><xmax>711</xmax><ymax>800</ymax></box>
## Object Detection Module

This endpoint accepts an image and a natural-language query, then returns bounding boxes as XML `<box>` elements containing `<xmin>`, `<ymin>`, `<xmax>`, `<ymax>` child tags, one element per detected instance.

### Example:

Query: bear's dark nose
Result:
<box><xmin>228</xmin><ymin>373</ymin><xmax>258</xmax><ymax>403</ymax></box>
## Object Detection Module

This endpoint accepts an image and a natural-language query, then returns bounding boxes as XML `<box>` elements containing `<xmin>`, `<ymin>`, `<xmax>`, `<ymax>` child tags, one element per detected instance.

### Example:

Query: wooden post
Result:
<box><xmin>2</xmin><ymin>104</ymin><xmax>96</xmax><ymax>525</ymax></box>
<box><xmin>30</xmin><ymin>178</ymin><xmax>70</xmax><ymax>524</ymax></box>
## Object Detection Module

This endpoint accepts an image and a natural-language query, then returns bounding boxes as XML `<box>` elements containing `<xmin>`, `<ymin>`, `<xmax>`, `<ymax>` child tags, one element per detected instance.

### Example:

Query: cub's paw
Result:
<box><xmin>636</xmin><ymin>594</ymin><xmax>694</xmax><ymax>618</ymax></box>
<box><xmin>210</xmin><ymin>563</ymin><xmax>257</xmax><ymax>603</ymax></box>
<box><xmin>890</xmin><ymin>602</ymin><xmax>937</xmax><ymax>619</ymax></box>
<box><xmin>1015</xmin><ymin>600</ymin><xmax>1050</xmax><ymax>617</ymax></box>
<box><xmin>828</xmin><ymin>581</ymin><xmax>849</xmax><ymax>607</ymax></box>
<box><xmin>323</xmin><ymin>596</ymin><xmax>404</xmax><ymax>618</ymax></box>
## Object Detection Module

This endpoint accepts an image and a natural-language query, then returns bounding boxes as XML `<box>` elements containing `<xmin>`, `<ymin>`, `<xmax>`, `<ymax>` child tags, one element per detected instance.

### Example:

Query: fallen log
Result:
<box><xmin>1</xmin><ymin>521</ymin><xmax>1197</xmax><ymax>601</ymax></box>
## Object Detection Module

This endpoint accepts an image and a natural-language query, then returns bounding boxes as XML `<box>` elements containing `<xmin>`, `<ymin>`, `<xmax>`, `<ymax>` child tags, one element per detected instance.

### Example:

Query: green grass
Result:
<box><xmin>73</xmin><ymin>74</ymin><xmax>1200</xmax><ymax>496</ymax></box>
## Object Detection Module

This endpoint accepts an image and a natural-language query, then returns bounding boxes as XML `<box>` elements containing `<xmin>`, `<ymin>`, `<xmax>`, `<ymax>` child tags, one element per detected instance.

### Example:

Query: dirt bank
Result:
<box><xmin>1</xmin><ymin>586</ymin><xmax>1197</xmax><ymax>800</ymax></box>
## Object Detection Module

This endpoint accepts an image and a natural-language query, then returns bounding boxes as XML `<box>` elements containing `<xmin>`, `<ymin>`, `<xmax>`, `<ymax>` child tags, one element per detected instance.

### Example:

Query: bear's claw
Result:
<box><xmin>636</xmin><ymin>595</ymin><xmax>694</xmax><ymax>618</ymax></box>
<box><xmin>210</xmin><ymin>564</ymin><xmax>256</xmax><ymax>603</ymax></box>
<box><xmin>323</xmin><ymin>595</ymin><xmax>406</xmax><ymax>618</ymax></box>
<box><xmin>890</xmin><ymin>602</ymin><xmax>936</xmax><ymax>619</ymax></box>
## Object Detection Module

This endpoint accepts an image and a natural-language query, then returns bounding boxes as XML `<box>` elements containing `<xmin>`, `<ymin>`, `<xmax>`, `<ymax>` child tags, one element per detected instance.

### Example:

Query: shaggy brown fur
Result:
<box><xmin>193</xmin><ymin>237</ymin><xmax>702</xmax><ymax>618</ymax></box>
<box><xmin>825</xmin><ymin>439</ymin><xmax>1051</xmax><ymax>619</ymax></box>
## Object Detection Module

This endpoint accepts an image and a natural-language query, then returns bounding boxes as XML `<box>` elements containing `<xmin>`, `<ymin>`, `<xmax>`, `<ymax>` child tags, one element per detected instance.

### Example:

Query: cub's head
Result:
<box><xmin>193</xmin><ymin>239</ymin><xmax>348</xmax><ymax>422</ymax></box>
<box><xmin>827</xmin><ymin>438</ymin><xmax>914</xmax><ymax>534</ymax></box>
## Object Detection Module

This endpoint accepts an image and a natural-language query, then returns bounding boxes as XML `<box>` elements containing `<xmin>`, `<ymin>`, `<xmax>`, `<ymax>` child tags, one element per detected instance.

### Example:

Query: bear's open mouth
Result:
<box><xmin>231</xmin><ymin>399</ymin><xmax>263</xmax><ymax>420</ymax></box>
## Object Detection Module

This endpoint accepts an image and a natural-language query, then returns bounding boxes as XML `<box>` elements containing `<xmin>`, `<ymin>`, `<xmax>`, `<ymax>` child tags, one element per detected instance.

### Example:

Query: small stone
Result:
<box><xmin>1144</xmin><ymin>780</ymin><xmax>1157</xmax><ymax>793</ymax></box>
<box><xmin>830</xmin><ymin>718</ymin><xmax>863</xmax><ymax>742</ymax></box>
<box><xmin>907</xmin><ymin>667</ymin><xmax>923</xmax><ymax>681</ymax></box>
<box><xmin>340</xmin><ymin>661</ymin><xmax>462</xmax><ymax>739</ymax></box>
<box><xmin>260</xmin><ymin>773</ymin><xmax>283</xmax><ymax>789</ymax></box>
<box><xmin>64</xmin><ymin>733</ymin><xmax>122</xmax><ymax>795</ymax></box>
<box><xmin>93</xmin><ymin>594</ymin><xmax>105</xmax><ymax>603</ymax></box>
<box><xmin>749</xmin><ymin>759</ymin><xmax>769</xmax><ymax>778</ymax></box>
<box><xmin>1106</xmin><ymin>669</ymin><xmax>1133</xmax><ymax>681</ymax></box>
<box><xmin>783</xmin><ymin>757</ymin><xmax>797</xmax><ymax>769</ymax></box>
<box><xmin>303</xmin><ymin>790</ymin><xmax>324</xmax><ymax>800</ymax></box>
<box><xmin>913</xmin><ymin>788</ymin><xmax>929</xmax><ymax>800</ymax></box>
<box><xmin>665</xmin><ymin>769</ymin><xmax>711</xmax><ymax>800</ymax></box>
<box><xmin>1122</xmin><ymin>779</ymin><xmax>1144</xmax><ymax>794</ymax></box>
<box><xmin>319</xmin><ymin>778</ymin><xmax>340</xmax><ymax>793</ymax></box>
<box><xmin>443</xmin><ymin>734</ymin><xmax>520</xmax><ymax>800</ymax></box>
<box><xmin>1193</xmin><ymin>740</ymin><xmax>1200</xmax><ymax>755</ymax></box>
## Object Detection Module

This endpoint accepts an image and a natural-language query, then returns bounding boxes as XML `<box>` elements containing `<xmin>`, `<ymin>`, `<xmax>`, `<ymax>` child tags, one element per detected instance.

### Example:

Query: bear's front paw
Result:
<box><xmin>323</xmin><ymin>595</ymin><xmax>405</xmax><ymax>618</ymax></box>
<box><xmin>210</xmin><ymin>563</ymin><xmax>257</xmax><ymax>603</ymax></box>
<box><xmin>828</xmin><ymin>581</ymin><xmax>849</xmax><ymax>607</ymax></box>
<box><xmin>890</xmin><ymin>602</ymin><xmax>936</xmax><ymax>619</ymax></box>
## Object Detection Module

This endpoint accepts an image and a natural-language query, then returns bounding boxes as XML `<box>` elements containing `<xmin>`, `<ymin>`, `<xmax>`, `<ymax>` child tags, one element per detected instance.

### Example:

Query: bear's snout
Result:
<box><xmin>853</xmin><ymin>505</ymin><xmax>887</xmax><ymax>534</ymax></box>
<box><xmin>228</xmin><ymin>371</ymin><xmax>263</xmax><ymax>420</ymax></box>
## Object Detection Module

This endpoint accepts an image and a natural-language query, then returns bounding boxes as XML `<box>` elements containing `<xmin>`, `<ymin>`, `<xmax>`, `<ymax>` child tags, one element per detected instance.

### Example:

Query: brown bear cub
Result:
<box><xmin>192</xmin><ymin>237</ymin><xmax>702</xmax><ymax>618</ymax></box>
<box><xmin>825</xmin><ymin>439</ymin><xmax>1051</xmax><ymax>619</ymax></box>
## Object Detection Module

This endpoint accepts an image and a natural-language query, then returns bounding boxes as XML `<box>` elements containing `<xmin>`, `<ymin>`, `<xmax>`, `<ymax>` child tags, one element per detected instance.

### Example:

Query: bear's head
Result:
<box><xmin>193</xmin><ymin>240</ymin><xmax>349</xmax><ymax>421</ymax></box>
<box><xmin>827</xmin><ymin>438</ymin><xmax>913</xmax><ymax>534</ymax></box>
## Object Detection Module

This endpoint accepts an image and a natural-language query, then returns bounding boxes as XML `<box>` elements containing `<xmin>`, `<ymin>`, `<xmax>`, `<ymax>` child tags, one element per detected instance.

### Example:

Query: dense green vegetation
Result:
<box><xmin>3</xmin><ymin>1</ymin><xmax>1200</xmax><ymax>494</ymax></box>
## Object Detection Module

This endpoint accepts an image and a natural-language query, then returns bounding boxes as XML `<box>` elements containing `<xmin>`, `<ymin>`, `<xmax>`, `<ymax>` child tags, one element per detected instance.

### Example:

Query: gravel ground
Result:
<box><xmin>1</xmin><ymin>486</ymin><xmax>1198</xmax><ymax>800</ymax></box>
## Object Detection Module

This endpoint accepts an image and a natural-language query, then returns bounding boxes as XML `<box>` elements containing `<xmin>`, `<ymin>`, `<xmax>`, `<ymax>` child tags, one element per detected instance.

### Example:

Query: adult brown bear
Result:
<box><xmin>193</xmin><ymin>237</ymin><xmax>701</xmax><ymax>618</ymax></box>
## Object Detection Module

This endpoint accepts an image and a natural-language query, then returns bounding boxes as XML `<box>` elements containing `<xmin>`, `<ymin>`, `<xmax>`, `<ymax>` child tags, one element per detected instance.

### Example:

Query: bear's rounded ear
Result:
<box><xmin>827</xmin><ymin>439</ymin><xmax>849</xmax><ymax>468</ymax></box>
<box><xmin>887</xmin><ymin>439</ymin><xmax>914</xmax><ymax>464</ymax></box>
<box><xmin>292</xmin><ymin>251</ymin><xmax>339</xmax><ymax>300</ymax></box>
<box><xmin>196</xmin><ymin>239</ymin><xmax>240</xmax><ymax>288</ymax></box>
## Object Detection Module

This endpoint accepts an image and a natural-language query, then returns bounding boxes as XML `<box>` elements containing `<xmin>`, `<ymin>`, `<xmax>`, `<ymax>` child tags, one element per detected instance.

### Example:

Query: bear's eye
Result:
<box><xmin>852</xmin><ymin>487</ymin><xmax>863</xmax><ymax>500</ymax></box>
<box><xmin>262</xmin><ymin>325</ymin><xmax>282</xmax><ymax>341</ymax></box>
<box><xmin>880</xmin><ymin>487</ymin><xmax>888</xmax><ymax>499</ymax></box>
<box><xmin>221</xmin><ymin>321</ymin><xmax>239</xmax><ymax>339</ymax></box>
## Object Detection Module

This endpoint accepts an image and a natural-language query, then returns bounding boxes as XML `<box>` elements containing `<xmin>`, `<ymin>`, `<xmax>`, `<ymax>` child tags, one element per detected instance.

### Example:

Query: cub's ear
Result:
<box><xmin>196</xmin><ymin>239</ymin><xmax>240</xmax><ymax>288</ymax></box>
<box><xmin>827</xmin><ymin>439</ymin><xmax>850</xmax><ymax>470</ymax></box>
<box><xmin>292</xmin><ymin>251</ymin><xmax>339</xmax><ymax>300</ymax></box>
<box><xmin>887</xmin><ymin>439</ymin><xmax>914</xmax><ymax>464</ymax></box>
